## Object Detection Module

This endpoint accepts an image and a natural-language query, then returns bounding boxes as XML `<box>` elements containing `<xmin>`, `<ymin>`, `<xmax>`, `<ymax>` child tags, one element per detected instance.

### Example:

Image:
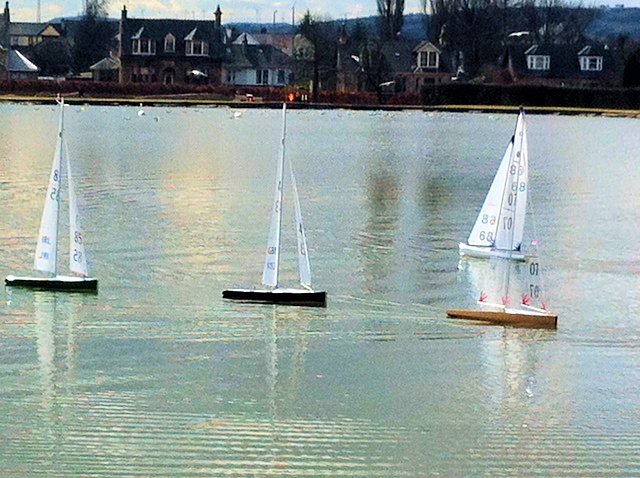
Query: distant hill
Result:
<box><xmin>229</xmin><ymin>9</ymin><xmax>640</xmax><ymax>43</ymax></box>
<box><xmin>48</xmin><ymin>8</ymin><xmax>640</xmax><ymax>43</ymax></box>
<box><xmin>587</xmin><ymin>7</ymin><xmax>640</xmax><ymax>40</ymax></box>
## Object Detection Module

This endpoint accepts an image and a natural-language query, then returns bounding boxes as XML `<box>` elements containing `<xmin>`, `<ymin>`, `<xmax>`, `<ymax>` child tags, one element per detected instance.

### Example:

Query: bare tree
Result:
<box><xmin>73</xmin><ymin>0</ymin><xmax>113</xmax><ymax>72</ymax></box>
<box><xmin>377</xmin><ymin>0</ymin><xmax>405</xmax><ymax>41</ymax></box>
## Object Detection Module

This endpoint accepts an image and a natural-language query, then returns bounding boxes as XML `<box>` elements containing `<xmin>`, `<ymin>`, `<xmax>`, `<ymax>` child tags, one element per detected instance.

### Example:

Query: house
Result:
<box><xmin>223</xmin><ymin>34</ymin><xmax>293</xmax><ymax>86</ymax></box>
<box><xmin>90</xmin><ymin>55</ymin><xmax>120</xmax><ymax>81</ymax></box>
<box><xmin>502</xmin><ymin>43</ymin><xmax>620</xmax><ymax>87</ymax></box>
<box><xmin>116</xmin><ymin>5</ymin><xmax>227</xmax><ymax>85</ymax></box>
<box><xmin>0</xmin><ymin>44</ymin><xmax>39</xmax><ymax>79</ymax></box>
<box><xmin>0</xmin><ymin>2</ymin><xmax>41</xmax><ymax>79</ymax></box>
<box><xmin>393</xmin><ymin>41</ymin><xmax>456</xmax><ymax>94</ymax></box>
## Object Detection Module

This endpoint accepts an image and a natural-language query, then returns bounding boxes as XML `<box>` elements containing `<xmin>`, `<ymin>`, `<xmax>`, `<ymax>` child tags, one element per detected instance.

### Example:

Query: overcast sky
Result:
<box><xmin>7</xmin><ymin>0</ymin><xmax>638</xmax><ymax>23</ymax></box>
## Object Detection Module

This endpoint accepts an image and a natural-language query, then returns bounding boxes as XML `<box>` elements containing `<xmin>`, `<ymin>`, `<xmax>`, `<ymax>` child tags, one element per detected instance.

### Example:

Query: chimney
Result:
<box><xmin>121</xmin><ymin>5</ymin><xmax>127</xmax><ymax>20</ymax></box>
<box><xmin>214</xmin><ymin>5</ymin><xmax>222</xmax><ymax>28</ymax></box>
<box><xmin>3</xmin><ymin>2</ymin><xmax>9</xmax><ymax>23</ymax></box>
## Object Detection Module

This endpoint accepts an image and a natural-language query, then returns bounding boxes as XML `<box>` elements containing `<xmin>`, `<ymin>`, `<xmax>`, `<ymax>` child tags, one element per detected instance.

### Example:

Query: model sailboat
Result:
<box><xmin>5</xmin><ymin>98</ymin><xmax>98</xmax><ymax>292</ymax></box>
<box><xmin>223</xmin><ymin>104</ymin><xmax>326</xmax><ymax>307</ymax></box>
<box><xmin>459</xmin><ymin>108</ymin><xmax>529</xmax><ymax>261</ymax></box>
<box><xmin>448</xmin><ymin>152</ymin><xmax>556</xmax><ymax>329</ymax></box>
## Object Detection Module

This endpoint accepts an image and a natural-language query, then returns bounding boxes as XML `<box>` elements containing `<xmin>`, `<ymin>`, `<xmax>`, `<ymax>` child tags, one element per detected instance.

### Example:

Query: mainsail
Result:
<box><xmin>289</xmin><ymin>159</ymin><xmax>311</xmax><ymax>288</ymax></box>
<box><xmin>66</xmin><ymin>142</ymin><xmax>89</xmax><ymax>277</ymax></box>
<box><xmin>467</xmin><ymin>109</ymin><xmax>528</xmax><ymax>252</ymax></box>
<box><xmin>262</xmin><ymin>103</ymin><xmax>287</xmax><ymax>287</ymax></box>
<box><xmin>34</xmin><ymin>102</ymin><xmax>64</xmax><ymax>275</ymax></box>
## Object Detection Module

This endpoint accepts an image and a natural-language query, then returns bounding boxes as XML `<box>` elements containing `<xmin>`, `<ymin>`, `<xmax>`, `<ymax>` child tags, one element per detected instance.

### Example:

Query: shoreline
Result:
<box><xmin>0</xmin><ymin>94</ymin><xmax>639</xmax><ymax>117</ymax></box>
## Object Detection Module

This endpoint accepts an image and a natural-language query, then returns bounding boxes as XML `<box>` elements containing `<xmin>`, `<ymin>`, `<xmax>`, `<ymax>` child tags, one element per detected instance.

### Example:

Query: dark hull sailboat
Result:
<box><xmin>5</xmin><ymin>275</ymin><xmax>98</xmax><ymax>292</ymax></box>
<box><xmin>223</xmin><ymin>288</ymin><xmax>326</xmax><ymax>307</ymax></box>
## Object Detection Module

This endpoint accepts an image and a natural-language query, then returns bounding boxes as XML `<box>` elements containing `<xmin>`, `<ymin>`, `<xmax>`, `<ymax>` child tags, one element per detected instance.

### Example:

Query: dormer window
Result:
<box><xmin>527</xmin><ymin>55</ymin><xmax>550</xmax><ymax>71</ymax></box>
<box><xmin>132</xmin><ymin>39</ymin><xmax>155</xmax><ymax>55</ymax></box>
<box><xmin>185</xmin><ymin>40</ymin><xmax>209</xmax><ymax>56</ymax></box>
<box><xmin>419</xmin><ymin>50</ymin><xmax>439</xmax><ymax>69</ymax></box>
<box><xmin>164</xmin><ymin>34</ymin><xmax>175</xmax><ymax>53</ymax></box>
<box><xmin>580</xmin><ymin>56</ymin><xmax>602</xmax><ymax>71</ymax></box>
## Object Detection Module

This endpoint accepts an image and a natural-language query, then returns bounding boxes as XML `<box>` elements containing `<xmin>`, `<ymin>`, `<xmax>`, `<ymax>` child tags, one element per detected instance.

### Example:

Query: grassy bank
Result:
<box><xmin>1</xmin><ymin>94</ymin><xmax>639</xmax><ymax>117</ymax></box>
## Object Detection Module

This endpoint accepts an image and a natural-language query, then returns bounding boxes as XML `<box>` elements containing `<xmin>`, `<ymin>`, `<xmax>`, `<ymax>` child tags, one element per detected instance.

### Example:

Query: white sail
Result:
<box><xmin>468</xmin><ymin>110</ymin><xmax>528</xmax><ymax>252</ymax></box>
<box><xmin>494</xmin><ymin>110</ymin><xmax>527</xmax><ymax>252</ymax></box>
<box><xmin>521</xmin><ymin>240</ymin><xmax>547</xmax><ymax>311</ymax></box>
<box><xmin>262</xmin><ymin>103</ymin><xmax>287</xmax><ymax>288</ymax></box>
<box><xmin>467</xmin><ymin>140</ymin><xmax>514</xmax><ymax>247</ymax></box>
<box><xmin>512</xmin><ymin>113</ymin><xmax>528</xmax><ymax>252</ymax></box>
<box><xmin>66</xmin><ymin>141</ymin><xmax>89</xmax><ymax>277</ymax></box>
<box><xmin>34</xmin><ymin>102</ymin><xmax>64</xmax><ymax>275</ymax></box>
<box><xmin>289</xmin><ymin>159</ymin><xmax>312</xmax><ymax>288</ymax></box>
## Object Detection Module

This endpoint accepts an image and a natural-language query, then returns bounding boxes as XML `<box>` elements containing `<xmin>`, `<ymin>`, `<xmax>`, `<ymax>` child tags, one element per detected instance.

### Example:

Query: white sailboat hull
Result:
<box><xmin>458</xmin><ymin>242</ymin><xmax>526</xmax><ymax>261</ymax></box>
<box><xmin>5</xmin><ymin>274</ymin><xmax>98</xmax><ymax>292</ymax></box>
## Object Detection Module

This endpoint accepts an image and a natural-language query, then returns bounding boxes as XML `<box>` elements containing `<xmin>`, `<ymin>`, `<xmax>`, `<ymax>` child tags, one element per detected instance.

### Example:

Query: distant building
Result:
<box><xmin>502</xmin><ymin>43</ymin><xmax>620</xmax><ymax>87</ymax></box>
<box><xmin>0</xmin><ymin>44</ymin><xmax>39</xmax><ymax>79</ymax></box>
<box><xmin>0</xmin><ymin>1</ymin><xmax>42</xmax><ymax>79</ymax></box>
<box><xmin>391</xmin><ymin>41</ymin><xmax>457</xmax><ymax>94</ymax></box>
<box><xmin>116</xmin><ymin>5</ymin><xmax>227</xmax><ymax>85</ymax></box>
<box><xmin>223</xmin><ymin>32</ymin><xmax>293</xmax><ymax>86</ymax></box>
<box><xmin>90</xmin><ymin>54</ymin><xmax>120</xmax><ymax>82</ymax></box>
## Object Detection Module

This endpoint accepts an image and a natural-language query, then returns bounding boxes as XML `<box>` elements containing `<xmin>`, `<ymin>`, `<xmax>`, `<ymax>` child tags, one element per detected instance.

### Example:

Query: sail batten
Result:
<box><xmin>262</xmin><ymin>103</ymin><xmax>287</xmax><ymax>288</ymax></box>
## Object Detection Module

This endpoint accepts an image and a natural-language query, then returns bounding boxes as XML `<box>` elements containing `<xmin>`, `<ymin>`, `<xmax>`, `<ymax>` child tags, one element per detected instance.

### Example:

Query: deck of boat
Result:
<box><xmin>446</xmin><ymin>308</ymin><xmax>557</xmax><ymax>329</ymax></box>
<box><xmin>223</xmin><ymin>288</ymin><xmax>326</xmax><ymax>307</ymax></box>
<box><xmin>458</xmin><ymin>242</ymin><xmax>526</xmax><ymax>261</ymax></box>
<box><xmin>5</xmin><ymin>275</ymin><xmax>98</xmax><ymax>292</ymax></box>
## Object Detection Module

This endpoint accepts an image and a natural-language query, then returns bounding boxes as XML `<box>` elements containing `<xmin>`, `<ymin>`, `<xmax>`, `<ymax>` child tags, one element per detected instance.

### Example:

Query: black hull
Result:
<box><xmin>223</xmin><ymin>289</ymin><xmax>326</xmax><ymax>307</ymax></box>
<box><xmin>5</xmin><ymin>277</ymin><xmax>98</xmax><ymax>292</ymax></box>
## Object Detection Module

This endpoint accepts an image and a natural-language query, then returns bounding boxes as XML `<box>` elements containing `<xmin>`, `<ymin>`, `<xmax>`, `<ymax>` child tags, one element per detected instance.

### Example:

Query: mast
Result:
<box><xmin>502</xmin><ymin>108</ymin><xmax>526</xmax><ymax>301</ymax></box>
<box><xmin>262</xmin><ymin>103</ymin><xmax>287</xmax><ymax>288</ymax></box>
<box><xmin>52</xmin><ymin>98</ymin><xmax>63</xmax><ymax>277</ymax></box>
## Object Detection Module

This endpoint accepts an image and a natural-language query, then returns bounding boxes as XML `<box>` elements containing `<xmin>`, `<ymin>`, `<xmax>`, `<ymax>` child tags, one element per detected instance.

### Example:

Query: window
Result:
<box><xmin>256</xmin><ymin>69</ymin><xmax>269</xmax><ymax>85</ymax></box>
<box><xmin>186</xmin><ymin>40</ymin><xmax>209</xmax><ymax>56</ymax></box>
<box><xmin>527</xmin><ymin>55</ymin><xmax>550</xmax><ymax>71</ymax></box>
<box><xmin>580</xmin><ymin>56</ymin><xmax>602</xmax><ymax>71</ymax></box>
<box><xmin>132</xmin><ymin>39</ymin><xmax>155</xmax><ymax>55</ymax></box>
<box><xmin>164</xmin><ymin>34</ymin><xmax>175</xmax><ymax>53</ymax></box>
<box><xmin>277</xmin><ymin>70</ymin><xmax>286</xmax><ymax>84</ymax></box>
<box><xmin>428</xmin><ymin>51</ymin><xmax>438</xmax><ymax>68</ymax></box>
<box><xmin>419</xmin><ymin>50</ymin><xmax>439</xmax><ymax>69</ymax></box>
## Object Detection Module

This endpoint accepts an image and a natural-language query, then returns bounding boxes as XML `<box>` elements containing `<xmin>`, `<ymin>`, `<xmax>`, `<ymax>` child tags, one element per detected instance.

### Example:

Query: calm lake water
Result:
<box><xmin>0</xmin><ymin>104</ymin><xmax>639</xmax><ymax>477</ymax></box>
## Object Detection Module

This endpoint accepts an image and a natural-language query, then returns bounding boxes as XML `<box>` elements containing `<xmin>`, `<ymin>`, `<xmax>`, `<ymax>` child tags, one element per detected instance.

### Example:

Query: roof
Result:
<box><xmin>6</xmin><ymin>49</ymin><xmax>38</xmax><ymax>72</ymax></box>
<box><xmin>381</xmin><ymin>40</ymin><xmax>415</xmax><ymax>73</ymax></box>
<box><xmin>253</xmin><ymin>33</ymin><xmax>295</xmax><ymax>55</ymax></box>
<box><xmin>8</xmin><ymin>22</ymin><xmax>49</xmax><ymax>36</ymax></box>
<box><xmin>90</xmin><ymin>56</ymin><xmax>120</xmax><ymax>71</ymax></box>
<box><xmin>120</xmin><ymin>17</ymin><xmax>225</xmax><ymax>56</ymax></box>
<box><xmin>506</xmin><ymin>43</ymin><xmax>614</xmax><ymax>79</ymax></box>
<box><xmin>224</xmin><ymin>43</ymin><xmax>292</xmax><ymax>70</ymax></box>
<box><xmin>232</xmin><ymin>32</ymin><xmax>260</xmax><ymax>45</ymax></box>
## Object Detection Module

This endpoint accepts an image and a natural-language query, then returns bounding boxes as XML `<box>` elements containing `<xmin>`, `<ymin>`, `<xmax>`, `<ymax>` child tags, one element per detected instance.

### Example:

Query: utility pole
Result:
<box><xmin>36</xmin><ymin>0</ymin><xmax>40</xmax><ymax>22</ymax></box>
<box><xmin>273</xmin><ymin>9</ymin><xmax>277</xmax><ymax>31</ymax></box>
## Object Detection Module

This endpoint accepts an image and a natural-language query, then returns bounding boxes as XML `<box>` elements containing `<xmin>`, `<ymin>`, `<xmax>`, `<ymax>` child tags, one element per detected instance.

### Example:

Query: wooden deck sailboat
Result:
<box><xmin>5</xmin><ymin>98</ymin><xmax>98</xmax><ymax>292</ymax></box>
<box><xmin>459</xmin><ymin>108</ymin><xmax>529</xmax><ymax>261</ymax></box>
<box><xmin>448</xmin><ymin>216</ymin><xmax>556</xmax><ymax>327</ymax></box>
<box><xmin>223</xmin><ymin>104</ymin><xmax>326</xmax><ymax>307</ymax></box>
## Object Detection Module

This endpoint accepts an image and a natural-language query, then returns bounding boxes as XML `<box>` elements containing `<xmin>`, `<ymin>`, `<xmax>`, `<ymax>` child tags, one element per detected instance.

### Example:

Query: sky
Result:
<box><xmin>7</xmin><ymin>0</ymin><xmax>640</xmax><ymax>23</ymax></box>
<box><xmin>9</xmin><ymin>0</ymin><xmax>423</xmax><ymax>23</ymax></box>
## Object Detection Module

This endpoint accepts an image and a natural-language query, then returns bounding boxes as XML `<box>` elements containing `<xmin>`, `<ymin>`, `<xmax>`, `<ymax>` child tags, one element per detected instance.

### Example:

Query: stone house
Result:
<box><xmin>117</xmin><ymin>5</ymin><xmax>226</xmax><ymax>85</ymax></box>
<box><xmin>502</xmin><ymin>42</ymin><xmax>621</xmax><ymax>87</ymax></box>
